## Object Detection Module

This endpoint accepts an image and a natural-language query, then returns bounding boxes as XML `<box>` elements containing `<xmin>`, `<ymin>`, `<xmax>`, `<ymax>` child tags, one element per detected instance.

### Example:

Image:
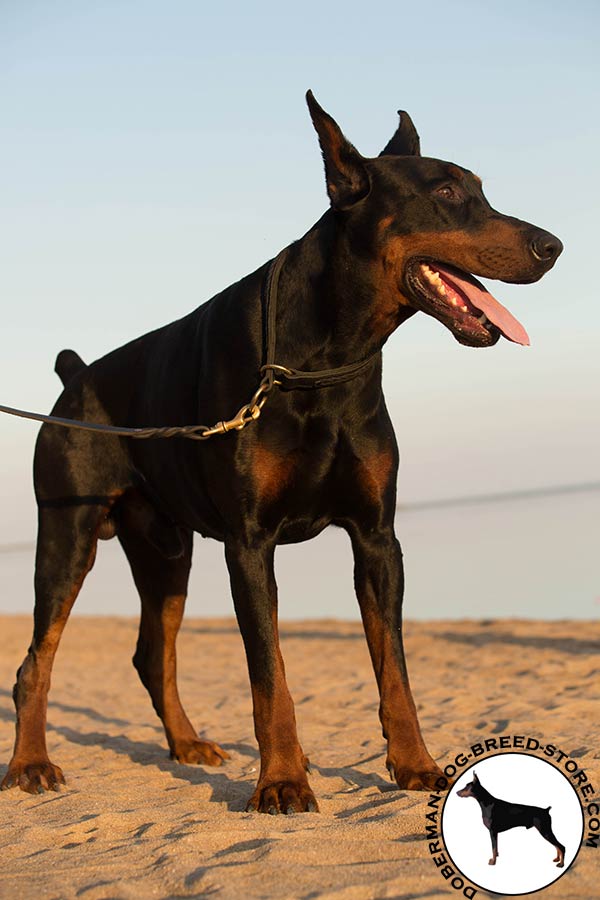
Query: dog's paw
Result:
<box><xmin>1</xmin><ymin>760</ymin><xmax>65</xmax><ymax>794</ymax></box>
<box><xmin>171</xmin><ymin>739</ymin><xmax>230</xmax><ymax>766</ymax></box>
<box><xmin>387</xmin><ymin>758</ymin><xmax>448</xmax><ymax>792</ymax></box>
<box><xmin>246</xmin><ymin>779</ymin><xmax>319</xmax><ymax>815</ymax></box>
<box><xmin>488</xmin><ymin>858</ymin><xmax>497</xmax><ymax>866</ymax></box>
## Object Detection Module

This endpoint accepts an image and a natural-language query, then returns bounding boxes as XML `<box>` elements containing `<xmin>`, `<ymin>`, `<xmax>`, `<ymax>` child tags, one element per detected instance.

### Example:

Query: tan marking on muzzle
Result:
<box><xmin>381</xmin><ymin>219</ymin><xmax>535</xmax><ymax>285</ymax></box>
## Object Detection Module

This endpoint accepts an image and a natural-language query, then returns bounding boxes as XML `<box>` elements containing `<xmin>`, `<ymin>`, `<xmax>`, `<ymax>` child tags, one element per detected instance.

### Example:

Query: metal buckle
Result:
<box><xmin>260</xmin><ymin>364</ymin><xmax>293</xmax><ymax>379</ymax></box>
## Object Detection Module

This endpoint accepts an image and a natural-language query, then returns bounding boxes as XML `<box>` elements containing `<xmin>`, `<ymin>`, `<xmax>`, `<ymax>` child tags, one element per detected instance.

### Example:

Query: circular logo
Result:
<box><xmin>441</xmin><ymin>753</ymin><xmax>584</xmax><ymax>895</ymax></box>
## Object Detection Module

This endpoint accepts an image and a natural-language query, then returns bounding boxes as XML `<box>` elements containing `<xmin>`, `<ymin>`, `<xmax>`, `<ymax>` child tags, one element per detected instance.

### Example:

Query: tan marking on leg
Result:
<box><xmin>158</xmin><ymin>595</ymin><xmax>230</xmax><ymax>765</ymax></box>
<box><xmin>246</xmin><ymin>609</ymin><xmax>317</xmax><ymax>813</ymax></box>
<box><xmin>4</xmin><ymin>524</ymin><xmax>103</xmax><ymax>792</ymax></box>
<box><xmin>359</xmin><ymin>602</ymin><xmax>442</xmax><ymax>790</ymax></box>
<box><xmin>120</xmin><ymin>519</ymin><xmax>228</xmax><ymax>766</ymax></box>
<box><xmin>156</xmin><ymin>595</ymin><xmax>200</xmax><ymax>746</ymax></box>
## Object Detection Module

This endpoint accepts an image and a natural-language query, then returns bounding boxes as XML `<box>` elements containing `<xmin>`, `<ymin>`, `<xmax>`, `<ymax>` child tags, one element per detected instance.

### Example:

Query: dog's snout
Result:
<box><xmin>530</xmin><ymin>230</ymin><xmax>563</xmax><ymax>264</ymax></box>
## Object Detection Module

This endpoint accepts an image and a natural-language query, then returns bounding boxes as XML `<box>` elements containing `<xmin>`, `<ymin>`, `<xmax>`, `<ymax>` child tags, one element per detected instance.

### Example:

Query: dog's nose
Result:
<box><xmin>530</xmin><ymin>230</ymin><xmax>563</xmax><ymax>264</ymax></box>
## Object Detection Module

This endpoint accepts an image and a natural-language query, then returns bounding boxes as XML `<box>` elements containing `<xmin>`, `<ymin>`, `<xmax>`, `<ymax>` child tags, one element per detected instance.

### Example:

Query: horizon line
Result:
<box><xmin>398</xmin><ymin>479</ymin><xmax>600</xmax><ymax>511</ymax></box>
<box><xmin>0</xmin><ymin>480</ymin><xmax>598</xmax><ymax>555</ymax></box>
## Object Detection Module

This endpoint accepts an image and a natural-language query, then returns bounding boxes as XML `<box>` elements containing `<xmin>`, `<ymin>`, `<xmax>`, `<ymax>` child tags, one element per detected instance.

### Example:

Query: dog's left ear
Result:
<box><xmin>473</xmin><ymin>771</ymin><xmax>480</xmax><ymax>782</ymax></box>
<box><xmin>379</xmin><ymin>110</ymin><xmax>421</xmax><ymax>157</ymax></box>
<box><xmin>306</xmin><ymin>90</ymin><xmax>370</xmax><ymax>210</ymax></box>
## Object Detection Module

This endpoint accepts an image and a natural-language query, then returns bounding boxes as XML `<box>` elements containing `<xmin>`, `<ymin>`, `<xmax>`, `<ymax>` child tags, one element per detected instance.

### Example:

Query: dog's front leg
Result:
<box><xmin>225</xmin><ymin>538</ymin><xmax>317</xmax><ymax>814</ymax></box>
<box><xmin>349</xmin><ymin>525</ymin><xmax>444</xmax><ymax>791</ymax></box>
<box><xmin>489</xmin><ymin>830</ymin><xmax>498</xmax><ymax>865</ymax></box>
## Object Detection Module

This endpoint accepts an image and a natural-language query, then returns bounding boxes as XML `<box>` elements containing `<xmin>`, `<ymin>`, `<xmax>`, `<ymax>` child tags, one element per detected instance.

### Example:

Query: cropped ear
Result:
<box><xmin>306</xmin><ymin>90</ymin><xmax>370</xmax><ymax>210</ymax></box>
<box><xmin>379</xmin><ymin>110</ymin><xmax>421</xmax><ymax>157</ymax></box>
<box><xmin>472</xmin><ymin>771</ymin><xmax>479</xmax><ymax>782</ymax></box>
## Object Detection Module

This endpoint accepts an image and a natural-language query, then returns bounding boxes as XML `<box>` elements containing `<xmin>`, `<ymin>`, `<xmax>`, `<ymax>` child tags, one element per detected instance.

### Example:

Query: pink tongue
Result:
<box><xmin>436</xmin><ymin>265</ymin><xmax>530</xmax><ymax>346</ymax></box>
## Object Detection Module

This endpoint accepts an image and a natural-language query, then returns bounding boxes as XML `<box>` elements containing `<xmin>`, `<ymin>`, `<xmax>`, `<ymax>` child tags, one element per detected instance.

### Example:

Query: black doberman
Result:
<box><xmin>2</xmin><ymin>92</ymin><xmax>562</xmax><ymax>813</ymax></box>
<box><xmin>457</xmin><ymin>771</ymin><xmax>566</xmax><ymax>867</ymax></box>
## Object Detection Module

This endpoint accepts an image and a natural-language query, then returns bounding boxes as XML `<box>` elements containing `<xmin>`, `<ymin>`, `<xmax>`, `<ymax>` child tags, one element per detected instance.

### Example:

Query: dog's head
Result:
<box><xmin>306</xmin><ymin>91</ymin><xmax>562</xmax><ymax>348</ymax></box>
<box><xmin>456</xmin><ymin>771</ymin><xmax>480</xmax><ymax>798</ymax></box>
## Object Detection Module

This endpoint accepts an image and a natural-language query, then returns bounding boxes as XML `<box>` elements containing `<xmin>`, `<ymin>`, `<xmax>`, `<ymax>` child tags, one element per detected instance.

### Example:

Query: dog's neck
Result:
<box><xmin>271</xmin><ymin>210</ymin><xmax>416</xmax><ymax>372</ymax></box>
<box><xmin>471</xmin><ymin>782</ymin><xmax>496</xmax><ymax>807</ymax></box>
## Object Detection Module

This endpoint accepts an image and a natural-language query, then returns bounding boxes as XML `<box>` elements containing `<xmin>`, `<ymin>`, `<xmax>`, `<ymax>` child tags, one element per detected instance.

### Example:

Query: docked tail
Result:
<box><xmin>55</xmin><ymin>349</ymin><xmax>87</xmax><ymax>386</ymax></box>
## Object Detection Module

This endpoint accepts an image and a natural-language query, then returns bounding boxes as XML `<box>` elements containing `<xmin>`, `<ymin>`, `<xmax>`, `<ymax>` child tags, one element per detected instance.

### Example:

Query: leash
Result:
<box><xmin>0</xmin><ymin>248</ymin><xmax>379</xmax><ymax>441</ymax></box>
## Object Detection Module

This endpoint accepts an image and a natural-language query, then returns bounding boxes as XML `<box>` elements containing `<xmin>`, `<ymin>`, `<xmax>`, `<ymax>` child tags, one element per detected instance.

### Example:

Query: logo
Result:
<box><xmin>443</xmin><ymin>754</ymin><xmax>583</xmax><ymax>894</ymax></box>
<box><xmin>424</xmin><ymin>735</ymin><xmax>598</xmax><ymax>896</ymax></box>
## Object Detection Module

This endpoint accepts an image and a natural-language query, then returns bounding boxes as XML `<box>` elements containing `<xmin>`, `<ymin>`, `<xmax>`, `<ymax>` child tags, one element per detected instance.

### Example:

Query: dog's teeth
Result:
<box><xmin>461</xmin><ymin>305</ymin><xmax>468</xmax><ymax>312</ymax></box>
<box><xmin>477</xmin><ymin>313</ymin><xmax>488</xmax><ymax>324</ymax></box>
<box><xmin>451</xmin><ymin>298</ymin><xmax>458</xmax><ymax>307</ymax></box>
<box><xmin>439</xmin><ymin>285</ymin><xmax>446</xmax><ymax>295</ymax></box>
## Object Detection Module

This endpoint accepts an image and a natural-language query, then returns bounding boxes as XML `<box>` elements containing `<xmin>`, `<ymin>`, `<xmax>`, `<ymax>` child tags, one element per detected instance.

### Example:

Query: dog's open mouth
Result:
<box><xmin>405</xmin><ymin>261</ymin><xmax>530</xmax><ymax>348</ymax></box>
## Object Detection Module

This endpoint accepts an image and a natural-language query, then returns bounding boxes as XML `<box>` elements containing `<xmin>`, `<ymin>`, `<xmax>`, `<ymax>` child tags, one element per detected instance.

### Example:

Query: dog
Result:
<box><xmin>457</xmin><ymin>771</ymin><xmax>566</xmax><ymax>867</ymax></box>
<box><xmin>1</xmin><ymin>92</ymin><xmax>562</xmax><ymax>813</ymax></box>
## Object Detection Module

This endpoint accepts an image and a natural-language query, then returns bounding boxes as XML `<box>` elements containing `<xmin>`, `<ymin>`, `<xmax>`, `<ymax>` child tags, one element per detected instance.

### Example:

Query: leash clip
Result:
<box><xmin>201</xmin><ymin>374</ymin><xmax>275</xmax><ymax>437</ymax></box>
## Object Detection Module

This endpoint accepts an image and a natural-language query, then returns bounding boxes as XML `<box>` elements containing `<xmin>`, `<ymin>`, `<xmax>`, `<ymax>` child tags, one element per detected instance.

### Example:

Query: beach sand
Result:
<box><xmin>0</xmin><ymin>616</ymin><xmax>598</xmax><ymax>899</ymax></box>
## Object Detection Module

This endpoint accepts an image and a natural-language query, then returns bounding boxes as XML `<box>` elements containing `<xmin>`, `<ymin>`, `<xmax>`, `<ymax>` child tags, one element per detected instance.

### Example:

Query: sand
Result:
<box><xmin>0</xmin><ymin>616</ymin><xmax>598</xmax><ymax>900</ymax></box>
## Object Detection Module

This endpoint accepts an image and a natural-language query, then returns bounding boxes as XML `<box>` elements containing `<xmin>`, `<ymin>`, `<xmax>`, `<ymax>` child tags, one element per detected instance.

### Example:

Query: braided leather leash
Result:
<box><xmin>0</xmin><ymin>248</ymin><xmax>378</xmax><ymax>440</ymax></box>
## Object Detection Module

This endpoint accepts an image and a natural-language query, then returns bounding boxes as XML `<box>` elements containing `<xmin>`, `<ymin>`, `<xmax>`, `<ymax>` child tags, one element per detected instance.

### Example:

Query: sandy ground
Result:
<box><xmin>0</xmin><ymin>616</ymin><xmax>598</xmax><ymax>900</ymax></box>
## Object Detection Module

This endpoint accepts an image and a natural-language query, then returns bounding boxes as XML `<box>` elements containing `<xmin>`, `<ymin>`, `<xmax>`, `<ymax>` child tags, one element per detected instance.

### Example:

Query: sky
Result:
<box><xmin>0</xmin><ymin>1</ymin><xmax>598</xmax><ymax>615</ymax></box>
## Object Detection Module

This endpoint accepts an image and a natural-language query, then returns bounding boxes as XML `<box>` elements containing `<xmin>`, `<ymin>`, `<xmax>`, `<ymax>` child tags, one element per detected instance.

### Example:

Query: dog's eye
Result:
<box><xmin>435</xmin><ymin>184</ymin><xmax>462</xmax><ymax>202</ymax></box>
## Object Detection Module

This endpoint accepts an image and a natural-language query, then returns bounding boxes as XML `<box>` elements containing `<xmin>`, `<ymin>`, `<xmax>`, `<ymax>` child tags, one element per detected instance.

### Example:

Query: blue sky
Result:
<box><xmin>1</xmin><ymin>0</ymin><xmax>598</xmax><ymax>548</ymax></box>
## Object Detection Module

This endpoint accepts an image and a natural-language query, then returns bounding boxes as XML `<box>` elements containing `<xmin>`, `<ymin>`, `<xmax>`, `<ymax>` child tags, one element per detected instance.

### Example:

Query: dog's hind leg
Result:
<box><xmin>118</xmin><ymin>510</ymin><xmax>229</xmax><ymax>766</ymax></box>
<box><xmin>2</xmin><ymin>501</ymin><xmax>107</xmax><ymax>793</ymax></box>
<box><xmin>535</xmin><ymin>815</ymin><xmax>565</xmax><ymax>867</ymax></box>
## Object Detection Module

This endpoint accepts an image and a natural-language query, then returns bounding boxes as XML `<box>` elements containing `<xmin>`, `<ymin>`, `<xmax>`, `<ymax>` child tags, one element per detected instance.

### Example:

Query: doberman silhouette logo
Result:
<box><xmin>441</xmin><ymin>753</ymin><xmax>584</xmax><ymax>895</ymax></box>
